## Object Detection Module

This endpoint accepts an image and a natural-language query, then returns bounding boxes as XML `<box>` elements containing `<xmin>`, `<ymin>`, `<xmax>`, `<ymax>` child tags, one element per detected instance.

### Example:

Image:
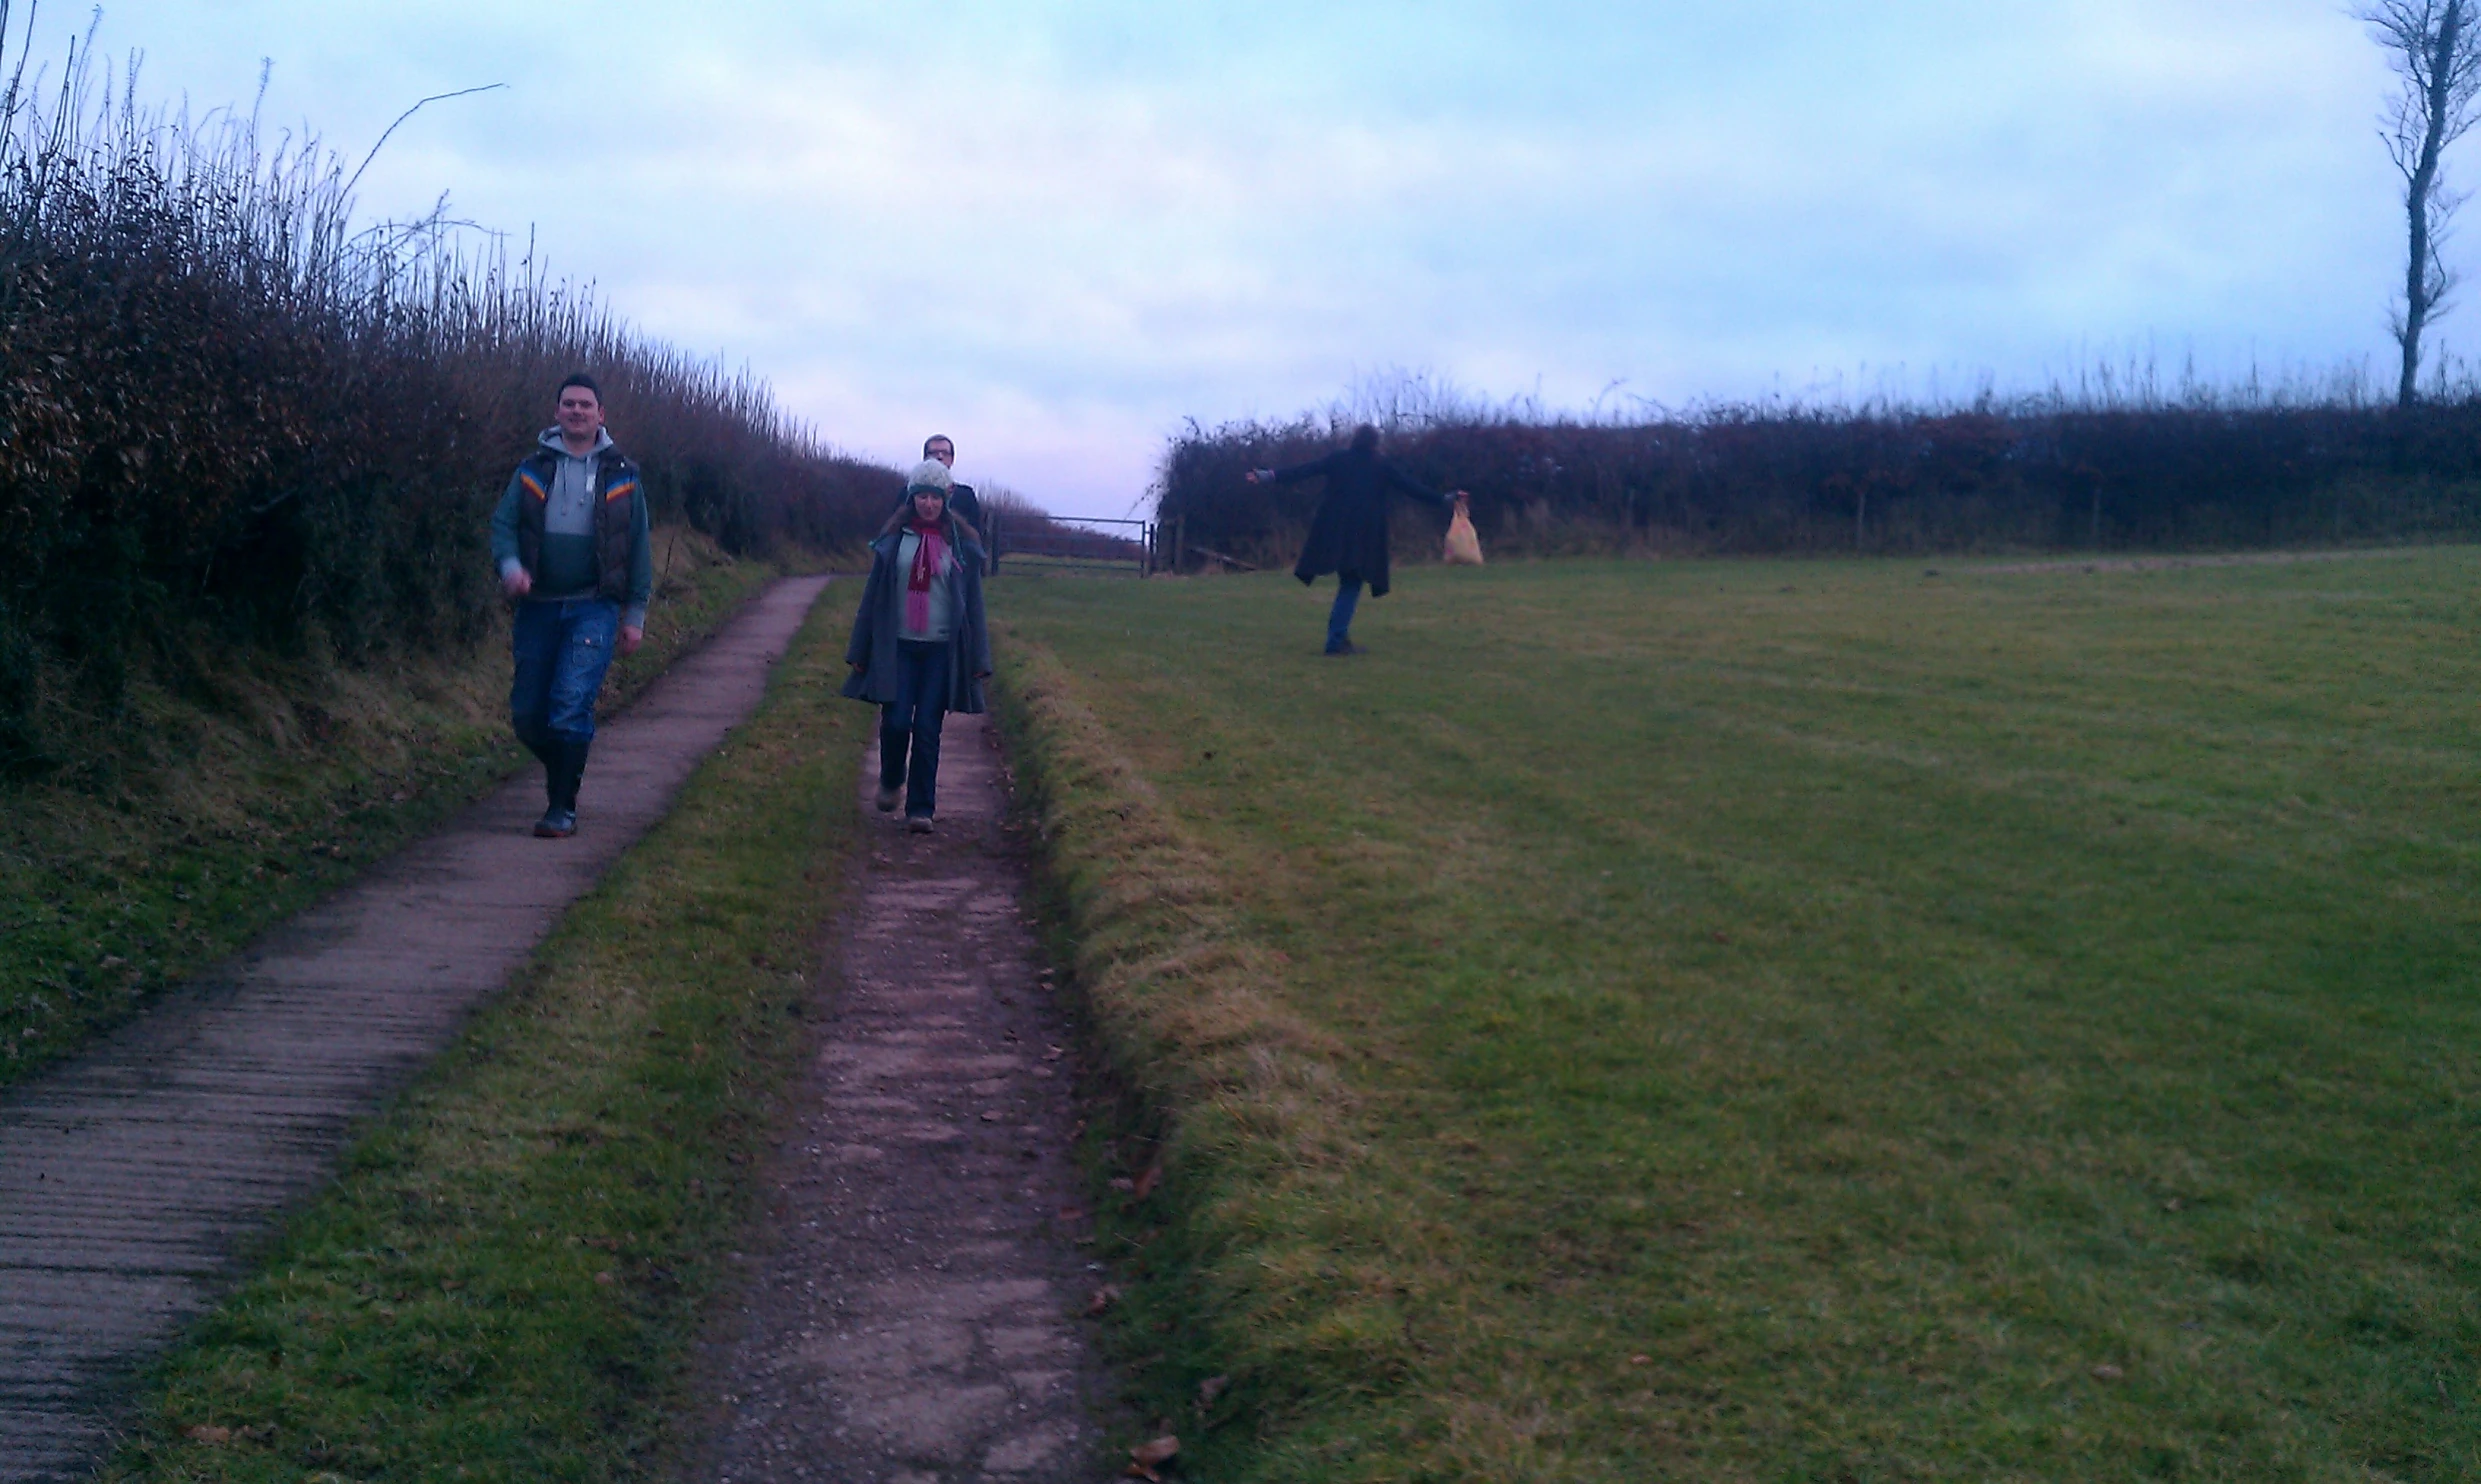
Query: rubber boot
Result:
<box><xmin>555</xmin><ymin>738</ymin><xmax>592</xmax><ymax>813</ymax></box>
<box><xmin>515</xmin><ymin>718</ymin><xmax>560</xmax><ymax>780</ymax></box>
<box><xmin>534</xmin><ymin>738</ymin><xmax>587</xmax><ymax>838</ymax></box>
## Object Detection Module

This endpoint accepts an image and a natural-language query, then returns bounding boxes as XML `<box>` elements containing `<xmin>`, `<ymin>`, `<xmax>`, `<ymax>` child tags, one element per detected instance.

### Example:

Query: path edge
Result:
<box><xmin>984</xmin><ymin>621</ymin><xmax>1431</xmax><ymax>1463</ymax></box>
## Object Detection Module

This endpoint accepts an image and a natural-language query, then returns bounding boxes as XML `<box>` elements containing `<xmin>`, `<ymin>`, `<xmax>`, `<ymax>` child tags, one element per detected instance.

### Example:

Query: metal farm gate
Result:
<box><xmin>985</xmin><ymin>511</ymin><xmax>1158</xmax><ymax>577</ymax></box>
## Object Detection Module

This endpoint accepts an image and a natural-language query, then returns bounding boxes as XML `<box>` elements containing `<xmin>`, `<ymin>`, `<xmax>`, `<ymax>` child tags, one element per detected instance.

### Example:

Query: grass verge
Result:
<box><xmin>90</xmin><ymin>591</ymin><xmax>858</xmax><ymax>1482</ymax></box>
<box><xmin>1</xmin><ymin>528</ymin><xmax>801</xmax><ymax>1091</ymax></box>
<box><xmin>991</xmin><ymin>549</ymin><xmax>2481</xmax><ymax>1481</ymax></box>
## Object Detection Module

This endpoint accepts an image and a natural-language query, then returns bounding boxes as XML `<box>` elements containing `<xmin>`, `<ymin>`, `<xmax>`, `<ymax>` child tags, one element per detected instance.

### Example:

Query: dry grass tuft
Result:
<box><xmin>991</xmin><ymin>626</ymin><xmax>1447</xmax><ymax>1434</ymax></box>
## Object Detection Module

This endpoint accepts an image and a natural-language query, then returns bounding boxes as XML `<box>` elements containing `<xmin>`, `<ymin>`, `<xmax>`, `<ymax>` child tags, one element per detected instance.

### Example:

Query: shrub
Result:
<box><xmin>0</xmin><ymin>21</ymin><xmax>900</xmax><ymax>776</ymax></box>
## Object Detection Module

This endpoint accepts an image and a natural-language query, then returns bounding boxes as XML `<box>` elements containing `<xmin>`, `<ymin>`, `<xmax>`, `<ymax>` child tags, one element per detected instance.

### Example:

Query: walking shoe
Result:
<box><xmin>534</xmin><ymin>807</ymin><xmax>578</xmax><ymax>839</ymax></box>
<box><xmin>906</xmin><ymin>814</ymin><xmax>934</xmax><ymax>834</ymax></box>
<box><xmin>1323</xmin><ymin>640</ymin><xmax>1362</xmax><ymax>656</ymax></box>
<box><xmin>875</xmin><ymin>782</ymin><xmax>902</xmax><ymax>813</ymax></box>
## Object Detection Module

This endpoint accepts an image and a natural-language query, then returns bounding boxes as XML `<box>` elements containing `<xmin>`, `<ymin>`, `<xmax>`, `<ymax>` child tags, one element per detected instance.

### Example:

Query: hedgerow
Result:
<box><xmin>1156</xmin><ymin>374</ymin><xmax>2481</xmax><ymax>569</ymax></box>
<box><xmin>0</xmin><ymin>17</ymin><xmax>897</xmax><ymax>776</ymax></box>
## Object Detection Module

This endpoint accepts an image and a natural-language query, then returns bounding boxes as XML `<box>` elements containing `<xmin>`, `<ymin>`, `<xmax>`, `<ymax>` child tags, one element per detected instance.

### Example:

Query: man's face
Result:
<box><xmin>558</xmin><ymin>387</ymin><xmax>604</xmax><ymax>441</ymax></box>
<box><xmin>926</xmin><ymin>438</ymin><xmax>955</xmax><ymax>468</ymax></box>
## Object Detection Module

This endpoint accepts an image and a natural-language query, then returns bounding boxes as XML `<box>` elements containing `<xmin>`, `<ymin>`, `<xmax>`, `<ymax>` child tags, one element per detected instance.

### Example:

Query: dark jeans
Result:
<box><xmin>879</xmin><ymin>638</ymin><xmax>952</xmax><ymax>818</ymax></box>
<box><xmin>510</xmin><ymin>596</ymin><xmax>620</xmax><ymax>759</ymax></box>
<box><xmin>1326</xmin><ymin>577</ymin><xmax>1364</xmax><ymax>652</ymax></box>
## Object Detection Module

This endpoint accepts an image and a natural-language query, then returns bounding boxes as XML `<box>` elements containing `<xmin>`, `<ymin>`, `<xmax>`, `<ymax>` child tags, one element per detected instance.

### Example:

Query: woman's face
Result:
<box><xmin>912</xmin><ymin>488</ymin><xmax>946</xmax><ymax>523</ymax></box>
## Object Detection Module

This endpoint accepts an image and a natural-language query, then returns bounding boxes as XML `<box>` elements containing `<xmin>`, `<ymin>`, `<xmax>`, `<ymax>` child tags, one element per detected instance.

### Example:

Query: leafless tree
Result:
<box><xmin>2363</xmin><ymin>0</ymin><xmax>2481</xmax><ymax>406</ymax></box>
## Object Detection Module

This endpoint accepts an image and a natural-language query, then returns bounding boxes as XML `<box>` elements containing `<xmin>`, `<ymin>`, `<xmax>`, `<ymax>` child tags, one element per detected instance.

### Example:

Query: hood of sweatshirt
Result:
<box><xmin>538</xmin><ymin>426</ymin><xmax>616</xmax><ymax>458</ymax></box>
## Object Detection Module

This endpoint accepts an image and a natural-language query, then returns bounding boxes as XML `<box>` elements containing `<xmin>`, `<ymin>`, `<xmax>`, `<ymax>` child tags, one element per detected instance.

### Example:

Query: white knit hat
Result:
<box><xmin>905</xmin><ymin>459</ymin><xmax>953</xmax><ymax>493</ymax></box>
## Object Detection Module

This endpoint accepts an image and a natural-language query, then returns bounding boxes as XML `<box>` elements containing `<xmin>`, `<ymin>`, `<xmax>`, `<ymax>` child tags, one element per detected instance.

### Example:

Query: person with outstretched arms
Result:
<box><xmin>1247</xmin><ymin>423</ymin><xmax>1467</xmax><ymax>655</ymax></box>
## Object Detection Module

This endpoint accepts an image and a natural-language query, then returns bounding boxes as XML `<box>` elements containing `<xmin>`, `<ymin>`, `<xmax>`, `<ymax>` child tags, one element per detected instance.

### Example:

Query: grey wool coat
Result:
<box><xmin>841</xmin><ymin>525</ymin><xmax>994</xmax><ymax>714</ymax></box>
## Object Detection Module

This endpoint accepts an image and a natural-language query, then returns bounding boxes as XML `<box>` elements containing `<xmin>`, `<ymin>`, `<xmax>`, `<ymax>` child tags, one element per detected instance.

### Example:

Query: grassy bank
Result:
<box><xmin>0</xmin><ymin>530</ymin><xmax>795</xmax><ymax>1091</ymax></box>
<box><xmin>991</xmin><ymin>550</ymin><xmax>2481</xmax><ymax>1480</ymax></box>
<box><xmin>95</xmin><ymin>591</ymin><xmax>857</xmax><ymax>1482</ymax></box>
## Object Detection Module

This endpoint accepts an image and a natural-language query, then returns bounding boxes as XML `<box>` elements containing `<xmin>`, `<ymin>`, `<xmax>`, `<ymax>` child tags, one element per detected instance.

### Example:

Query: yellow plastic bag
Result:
<box><xmin>1443</xmin><ymin>503</ymin><xmax>1485</xmax><ymax>566</ymax></box>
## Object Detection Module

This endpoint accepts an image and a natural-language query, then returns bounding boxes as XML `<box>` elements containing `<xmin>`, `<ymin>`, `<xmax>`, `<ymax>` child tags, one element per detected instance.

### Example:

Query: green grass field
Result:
<box><xmin>991</xmin><ymin>549</ymin><xmax>2481</xmax><ymax>1481</ymax></box>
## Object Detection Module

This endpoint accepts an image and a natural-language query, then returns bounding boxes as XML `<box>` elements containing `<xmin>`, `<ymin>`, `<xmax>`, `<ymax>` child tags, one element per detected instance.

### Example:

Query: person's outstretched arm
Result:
<box><xmin>1381</xmin><ymin>460</ymin><xmax>1453</xmax><ymax>508</ymax></box>
<box><xmin>1247</xmin><ymin>451</ymin><xmax>1341</xmax><ymax>486</ymax></box>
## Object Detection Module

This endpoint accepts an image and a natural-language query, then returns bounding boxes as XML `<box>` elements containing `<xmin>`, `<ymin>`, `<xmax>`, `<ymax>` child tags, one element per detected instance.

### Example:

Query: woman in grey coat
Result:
<box><xmin>842</xmin><ymin>461</ymin><xmax>992</xmax><ymax>831</ymax></box>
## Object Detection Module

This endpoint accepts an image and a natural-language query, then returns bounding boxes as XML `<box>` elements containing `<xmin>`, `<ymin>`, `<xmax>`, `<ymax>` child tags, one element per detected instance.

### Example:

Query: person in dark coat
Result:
<box><xmin>920</xmin><ymin>433</ymin><xmax>983</xmax><ymax>533</ymax></box>
<box><xmin>1248</xmin><ymin>424</ymin><xmax>1466</xmax><ymax>655</ymax></box>
<box><xmin>843</xmin><ymin>460</ymin><xmax>992</xmax><ymax>832</ymax></box>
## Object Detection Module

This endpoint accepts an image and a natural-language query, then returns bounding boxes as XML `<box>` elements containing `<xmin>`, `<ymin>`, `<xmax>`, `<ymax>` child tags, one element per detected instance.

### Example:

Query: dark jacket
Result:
<box><xmin>946</xmin><ymin>481</ymin><xmax>983</xmax><ymax>533</ymax></box>
<box><xmin>488</xmin><ymin>432</ymin><xmax>654</xmax><ymax>626</ymax></box>
<box><xmin>1272</xmin><ymin>447</ymin><xmax>1449</xmax><ymax>597</ymax></box>
<box><xmin>841</xmin><ymin>523</ymin><xmax>993</xmax><ymax>714</ymax></box>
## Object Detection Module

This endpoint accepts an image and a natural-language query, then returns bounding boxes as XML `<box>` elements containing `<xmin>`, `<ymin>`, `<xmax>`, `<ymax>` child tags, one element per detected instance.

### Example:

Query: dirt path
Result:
<box><xmin>0</xmin><ymin>576</ymin><xmax>831</xmax><ymax>1484</ymax></box>
<box><xmin>691</xmin><ymin>709</ymin><xmax>1115</xmax><ymax>1484</ymax></box>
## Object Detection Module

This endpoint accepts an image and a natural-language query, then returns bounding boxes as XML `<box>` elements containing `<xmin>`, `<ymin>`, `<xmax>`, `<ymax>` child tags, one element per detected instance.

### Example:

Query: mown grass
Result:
<box><xmin>991</xmin><ymin>549</ymin><xmax>2481</xmax><ymax>1481</ymax></box>
<box><xmin>1</xmin><ymin>530</ymin><xmax>797</xmax><ymax>1091</ymax></box>
<box><xmin>94</xmin><ymin>590</ymin><xmax>857</xmax><ymax>1483</ymax></box>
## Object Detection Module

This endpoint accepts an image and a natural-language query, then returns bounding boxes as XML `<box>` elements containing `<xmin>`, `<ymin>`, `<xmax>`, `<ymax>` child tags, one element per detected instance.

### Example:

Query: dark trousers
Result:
<box><xmin>1326</xmin><ymin>576</ymin><xmax>1364</xmax><ymax>652</ymax></box>
<box><xmin>879</xmin><ymin>638</ymin><xmax>952</xmax><ymax>818</ymax></box>
<box><xmin>510</xmin><ymin>597</ymin><xmax>619</xmax><ymax>808</ymax></box>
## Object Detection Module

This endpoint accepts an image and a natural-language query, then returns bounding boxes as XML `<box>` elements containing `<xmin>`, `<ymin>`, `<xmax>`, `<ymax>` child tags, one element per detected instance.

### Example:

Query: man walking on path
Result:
<box><xmin>491</xmin><ymin>373</ymin><xmax>653</xmax><ymax>838</ymax></box>
<box><xmin>922</xmin><ymin>432</ymin><xmax>987</xmax><ymax>559</ymax></box>
<box><xmin>1248</xmin><ymin>423</ymin><xmax>1466</xmax><ymax>655</ymax></box>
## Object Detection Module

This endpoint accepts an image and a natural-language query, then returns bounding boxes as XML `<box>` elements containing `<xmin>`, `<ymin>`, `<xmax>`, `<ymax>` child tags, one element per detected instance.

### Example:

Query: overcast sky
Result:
<box><xmin>101</xmin><ymin>2</ymin><xmax>2430</xmax><ymax>516</ymax></box>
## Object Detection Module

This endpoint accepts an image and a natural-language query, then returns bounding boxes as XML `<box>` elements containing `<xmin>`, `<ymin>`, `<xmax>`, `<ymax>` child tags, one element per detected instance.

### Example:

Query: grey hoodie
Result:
<box><xmin>489</xmin><ymin>427</ymin><xmax>653</xmax><ymax>629</ymax></box>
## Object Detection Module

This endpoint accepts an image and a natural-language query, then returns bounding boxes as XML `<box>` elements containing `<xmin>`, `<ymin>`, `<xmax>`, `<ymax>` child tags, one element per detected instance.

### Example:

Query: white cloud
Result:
<box><xmin>94</xmin><ymin>2</ymin><xmax>2441</xmax><ymax>513</ymax></box>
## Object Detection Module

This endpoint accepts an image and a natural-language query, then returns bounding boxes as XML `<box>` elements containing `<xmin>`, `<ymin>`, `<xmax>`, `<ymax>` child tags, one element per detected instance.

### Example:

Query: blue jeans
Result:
<box><xmin>880</xmin><ymin>639</ymin><xmax>952</xmax><ymax>818</ymax></box>
<box><xmin>510</xmin><ymin>597</ymin><xmax>620</xmax><ymax>758</ymax></box>
<box><xmin>1326</xmin><ymin>577</ymin><xmax>1364</xmax><ymax>652</ymax></box>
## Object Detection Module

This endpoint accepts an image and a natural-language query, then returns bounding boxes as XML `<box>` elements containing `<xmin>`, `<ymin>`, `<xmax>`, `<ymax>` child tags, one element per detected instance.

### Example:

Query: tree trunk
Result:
<box><xmin>2401</xmin><ymin>0</ymin><xmax>2467</xmax><ymax>407</ymax></box>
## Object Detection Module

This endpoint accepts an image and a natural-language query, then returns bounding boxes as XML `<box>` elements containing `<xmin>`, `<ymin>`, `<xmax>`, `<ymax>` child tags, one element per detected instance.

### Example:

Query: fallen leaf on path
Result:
<box><xmin>184</xmin><ymin>1425</ymin><xmax>231</xmax><ymax>1444</ymax></box>
<box><xmin>1629</xmin><ymin>1354</ymin><xmax>1652</xmax><ymax>1366</ymax></box>
<box><xmin>2091</xmin><ymin>1363</ymin><xmax>2124</xmax><ymax>1381</ymax></box>
<box><xmin>980</xmin><ymin>1110</ymin><xmax>1002</xmax><ymax>1122</ymax></box>
<box><xmin>1197</xmin><ymin>1375</ymin><xmax>1229</xmax><ymax>1406</ymax></box>
<box><xmin>1086</xmin><ymin>1284</ymin><xmax>1122</xmax><ymax>1316</ymax></box>
<box><xmin>595</xmin><ymin>1271</ymin><xmax>616</xmax><ymax>1286</ymax></box>
<box><xmin>1125</xmin><ymin>1434</ymin><xmax>1180</xmax><ymax>1478</ymax></box>
<box><xmin>1132</xmin><ymin>1164</ymin><xmax>1164</xmax><ymax>1199</ymax></box>
<box><xmin>1109</xmin><ymin>1177</ymin><xmax>1134</xmax><ymax>1192</ymax></box>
